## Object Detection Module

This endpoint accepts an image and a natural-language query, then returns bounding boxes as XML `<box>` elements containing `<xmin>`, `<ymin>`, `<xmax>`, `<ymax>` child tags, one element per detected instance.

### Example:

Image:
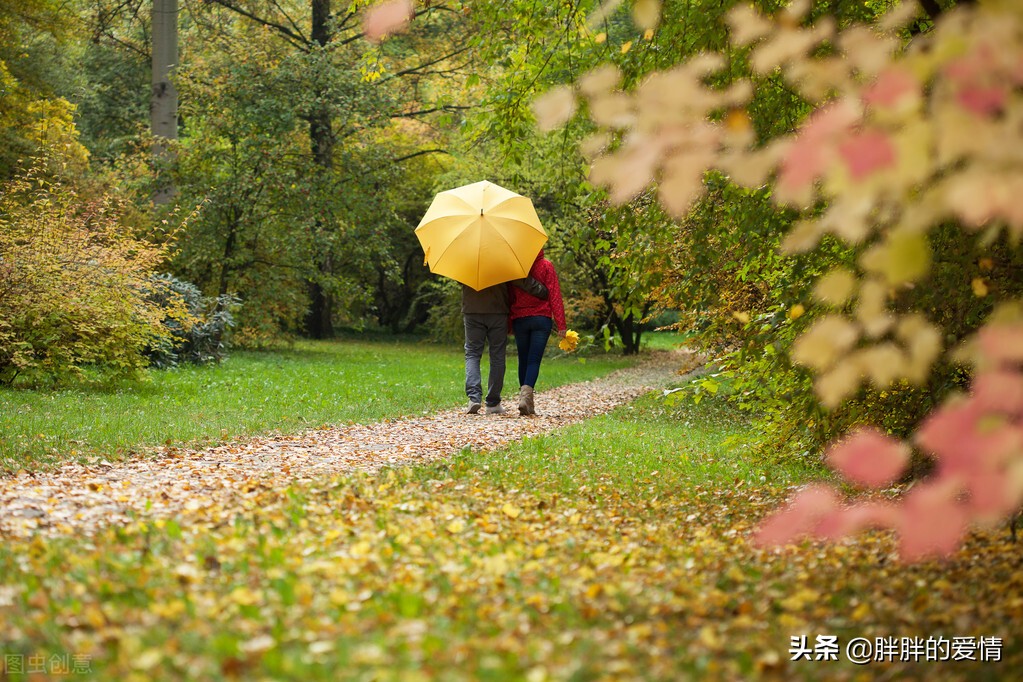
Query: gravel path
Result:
<box><xmin>0</xmin><ymin>351</ymin><xmax>696</xmax><ymax>538</ymax></box>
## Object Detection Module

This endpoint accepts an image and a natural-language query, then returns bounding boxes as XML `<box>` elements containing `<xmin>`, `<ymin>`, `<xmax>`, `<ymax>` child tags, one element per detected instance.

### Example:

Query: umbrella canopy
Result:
<box><xmin>415</xmin><ymin>180</ymin><xmax>548</xmax><ymax>290</ymax></box>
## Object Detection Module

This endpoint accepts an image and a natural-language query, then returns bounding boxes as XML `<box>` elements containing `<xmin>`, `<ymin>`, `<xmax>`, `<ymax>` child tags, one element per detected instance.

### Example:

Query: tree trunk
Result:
<box><xmin>304</xmin><ymin>0</ymin><xmax>336</xmax><ymax>338</ymax></box>
<box><xmin>151</xmin><ymin>0</ymin><xmax>178</xmax><ymax>204</ymax></box>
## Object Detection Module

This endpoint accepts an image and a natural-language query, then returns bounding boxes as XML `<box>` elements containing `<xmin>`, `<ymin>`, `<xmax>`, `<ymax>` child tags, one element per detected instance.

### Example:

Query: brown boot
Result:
<box><xmin>518</xmin><ymin>385</ymin><xmax>534</xmax><ymax>416</ymax></box>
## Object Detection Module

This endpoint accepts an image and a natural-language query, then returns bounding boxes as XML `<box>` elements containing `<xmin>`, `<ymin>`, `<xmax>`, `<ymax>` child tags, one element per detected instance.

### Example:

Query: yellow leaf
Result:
<box><xmin>972</xmin><ymin>277</ymin><xmax>989</xmax><ymax>297</ymax></box>
<box><xmin>621</xmin><ymin>41</ymin><xmax>633</xmax><ymax>54</ymax></box>
<box><xmin>788</xmin><ymin>304</ymin><xmax>805</xmax><ymax>320</ymax></box>
<box><xmin>632</xmin><ymin>0</ymin><xmax>661</xmax><ymax>30</ymax></box>
<box><xmin>698</xmin><ymin>625</ymin><xmax>722</xmax><ymax>649</ymax></box>
<box><xmin>791</xmin><ymin>315</ymin><xmax>860</xmax><ymax>370</ymax></box>
<box><xmin>726</xmin><ymin>566</ymin><xmax>745</xmax><ymax>582</ymax></box>
<box><xmin>329</xmin><ymin>589</ymin><xmax>349</xmax><ymax>607</ymax></box>
<box><xmin>151</xmin><ymin>599</ymin><xmax>185</xmax><ymax>619</ymax></box>
<box><xmin>814</xmin><ymin>268</ymin><xmax>857</xmax><ymax>306</ymax></box>
<box><xmin>446</xmin><ymin>518</ymin><xmax>466</xmax><ymax>534</ymax></box>
<box><xmin>860</xmin><ymin>230</ymin><xmax>931</xmax><ymax>285</ymax></box>
<box><xmin>855</xmin><ymin>279</ymin><xmax>894</xmax><ymax>338</ymax></box>
<box><xmin>854</xmin><ymin>343</ymin><xmax>906</xmax><ymax>387</ymax></box>
<box><xmin>532</xmin><ymin>86</ymin><xmax>577</xmax><ymax>132</ymax></box>
<box><xmin>591</xmin><ymin>551</ymin><xmax>624</xmax><ymax>567</ymax></box>
<box><xmin>779</xmin><ymin>588</ymin><xmax>819</xmax><ymax>611</ymax></box>
<box><xmin>502</xmin><ymin>503</ymin><xmax>522</xmax><ymax>519</ymax></box>
<box><xmin>135</xmin><ymin>649</ymin><xmax>163</xmax><ymax>671</ymax></box>
<box><xmin>594</xmin><ymin>32</ymin><xmax>607</xmax><ymax>44</ymax></box>
<box><xmin>230</xmin><ymin>587</ymin><xmax>260</xmax><ymax>606</ymax></box>
<box><xmin>815</xmin><ymin>361</ymin><xmax>864</xmax><ymax>409</ymax></box>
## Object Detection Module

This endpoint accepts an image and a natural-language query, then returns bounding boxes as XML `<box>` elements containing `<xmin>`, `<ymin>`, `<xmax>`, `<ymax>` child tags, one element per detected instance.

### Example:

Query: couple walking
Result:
<box><xmin>462</xmin><ymin>249</ymin><xmax>566</xmax><ymax>416</ymax></box>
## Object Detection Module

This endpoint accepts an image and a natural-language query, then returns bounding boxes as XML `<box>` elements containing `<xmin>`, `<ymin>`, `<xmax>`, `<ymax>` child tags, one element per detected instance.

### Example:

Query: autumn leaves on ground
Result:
<box><xmin>1</xmin><ymin>343</ymin><xmax>1019</xmax><ymax>681</ymax></box>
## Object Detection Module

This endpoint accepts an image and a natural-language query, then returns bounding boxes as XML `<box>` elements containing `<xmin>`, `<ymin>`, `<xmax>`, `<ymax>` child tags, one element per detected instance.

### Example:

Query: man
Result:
<box><xmin>461</xmin><ymin>283</ymin><xmax>510</xmax><ymax>415</ymax></box>
<box><xmin>462</xmin><ymin>276</ymin><xmax>547</xmax><ymax>415</ymax></box>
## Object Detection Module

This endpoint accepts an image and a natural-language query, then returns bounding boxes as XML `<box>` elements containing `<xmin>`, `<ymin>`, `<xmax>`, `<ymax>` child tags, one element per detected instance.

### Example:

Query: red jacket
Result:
<box><xmin>509</xmin><ymin>252</ymin><xmax>567</xmax><ymax>331</ymax></box>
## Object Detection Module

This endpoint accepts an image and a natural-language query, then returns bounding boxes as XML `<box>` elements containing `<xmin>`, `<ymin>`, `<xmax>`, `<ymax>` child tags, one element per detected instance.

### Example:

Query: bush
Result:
<box><xmin>144</xmin><ymin>274</ymin><xmax>239</xmax><ymax>368</ymax></box>
<box><xmin>0</xmin><ymin>161</ymin><xmax>178</xmax><ymax>385</ymax></box>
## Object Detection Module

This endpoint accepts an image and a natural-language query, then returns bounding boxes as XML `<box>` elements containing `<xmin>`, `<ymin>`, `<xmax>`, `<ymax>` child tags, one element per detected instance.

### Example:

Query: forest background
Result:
<box><xmin>2</xmin><ymin>0</ymin><xmax>1022</xmax><ymax>499</ymax></box>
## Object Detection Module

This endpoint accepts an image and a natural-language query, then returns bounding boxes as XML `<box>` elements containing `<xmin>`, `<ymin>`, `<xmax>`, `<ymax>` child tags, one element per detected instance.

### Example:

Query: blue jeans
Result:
<box><xmin>512</xmin><ymin>316</ymin><xmax>553</xmax><ymax>388</ymax></box>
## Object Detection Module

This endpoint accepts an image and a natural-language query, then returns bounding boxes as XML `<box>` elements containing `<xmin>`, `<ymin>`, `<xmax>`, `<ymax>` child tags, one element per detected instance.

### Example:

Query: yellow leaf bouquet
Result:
<box><xmin>558</xmin><ymin>329</ymin><xmax>580</xmax><ymax>352</ymax></box>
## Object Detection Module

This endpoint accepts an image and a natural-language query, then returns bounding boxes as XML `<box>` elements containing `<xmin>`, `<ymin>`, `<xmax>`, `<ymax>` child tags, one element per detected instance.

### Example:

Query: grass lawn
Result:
<box><xmin>444</xmin><ymin>390</ymin><xmax>813</xmax><ymax>495</ymax></box>
<box><xmin>0</xmin><ymin>337</ymin><xmax>635</xmax><ymax>471</ymax></box>
<box><xmin>1</xmin><ymin>371</ymin><xmax>1018</xmax><ymax>681</ymax></box>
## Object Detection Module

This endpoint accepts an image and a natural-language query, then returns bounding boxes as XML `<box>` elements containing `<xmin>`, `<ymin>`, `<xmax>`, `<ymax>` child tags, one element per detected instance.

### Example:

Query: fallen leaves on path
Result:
<box><xmin>0</xmin><ymin>470</ymin><xmax>1019</xmax><ymax>681</ymax></box>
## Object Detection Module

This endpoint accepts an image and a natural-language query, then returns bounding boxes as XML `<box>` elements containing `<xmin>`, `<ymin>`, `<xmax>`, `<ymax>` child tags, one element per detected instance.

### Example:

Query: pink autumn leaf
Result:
<box><xmin>778</xmin><ymin>140</ymin><xmax>827</xmax><ymax>194</ymax></box>
<box><xmin>814</xmin><ymin>502</ymin><xmax>898</xmax><ymax>540</ymax></box>
<box><xmin>976</xmin><ymin>323</ymin><xmax>1023</xmax><ymax>364</ymax></box>
<box><xmin>973</xmin><ymin>369</ymin><xmax>1023</xmax><ymax>416</ymax></box>
<box><xmin>838</xmin><ymin>130</ymin><xmax>896</xmax><ymax>181</ymax></box>
<box><xmin>915</xmin><ymin>399</ymin><xmax>1004</xmax><ymax>474</ymax></box>
<box><xmin>753</xmin><ymin>484</ymin><xmax>840</xmax><ymax>547</ymax></box>
<box><xmin>863</xmin><ymin>66</ymin><xmax>919</xmax><ymax>108</ymax></box>
<box><xmin>967</xmin><ymin>466</ymin><xmax>1023</xmax><ymax>520</ymax></box>
<box><xmin>957</xmin><ymin>85</ymin><xmax>1007</xmax><ymax>117</ymax></box>
<box><xmin>801</xmin><ymin>99</ymin><xmax>860</xmax><ymax>142</ymax></box>
<box><xmin>825</xmin><ymin>428</ymin><xmax>910</xmax><ymax>489</ymax></box>
<box><xmin>943</xmin><ymin>44</ymin><xmax>999</xmax><ymax>86</ymax></box>
<box><xmin>363</xmin><ymin>0</ymin><xmax>414</xmax><ymax>43</ymax></box>
<box><xmin>896</xmin><ymin>483</ymin><xmax>968</xmax><ymax>562</ymax></box>
<box><xmin>776</xmin><ymin>100</ymin><xmax>860</xmax><ymax>195</ymax></box>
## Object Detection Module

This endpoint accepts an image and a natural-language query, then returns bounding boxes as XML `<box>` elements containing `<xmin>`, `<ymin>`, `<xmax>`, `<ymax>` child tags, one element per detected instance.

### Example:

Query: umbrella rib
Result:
<box><xmin>485</xmin><ymin>217</ymin><xmax>542</xmax><ymax>273</ymax></box>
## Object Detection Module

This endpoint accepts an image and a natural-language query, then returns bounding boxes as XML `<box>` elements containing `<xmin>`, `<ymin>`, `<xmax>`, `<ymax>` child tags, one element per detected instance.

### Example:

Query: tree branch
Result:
<box><xmin>207</xmin><ymin>0</ymin><xmax>310</xmax><ymax>49</ymax></box>
<box><xmin>391</xmin><ymin>105</ymin><xmax>471</xmax><ymax>118</ymax></box>
<box><xmin>390</xmin><ymin>148</ymin><xmax>449</xmax><ymax>164</ymax></box>
<box><xmin>377</xmin><ymin>46</ymin><xmax>471</xmax><ymax>83</ymax></box>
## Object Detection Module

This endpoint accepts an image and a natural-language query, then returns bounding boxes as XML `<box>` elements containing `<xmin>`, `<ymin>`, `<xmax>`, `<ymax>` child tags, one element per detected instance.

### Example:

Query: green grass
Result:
<box><xmin>442</xmin><ymin>389</ymin><xmax>819</xmax><ymax>497</ymax></box>
<box><xmin>0</xmin><ymin>338</ymin><xmax>635</xmax><ymax>471</ymax></box>
<box><xmin>636</xmin><ymin>329</ymin><xmax>690</xmax><ymax>351</ymax></box>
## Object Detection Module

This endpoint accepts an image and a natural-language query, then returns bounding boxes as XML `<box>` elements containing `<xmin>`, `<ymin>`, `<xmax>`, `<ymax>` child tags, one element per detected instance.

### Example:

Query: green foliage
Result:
<box><xmin>0</xmin><ymin>0</ymin><xmax>80</xmax><ymax>181</ymax></box>
<box><xmin>144</xmin><ymin>274</ymin><xmax>240</xmax><ymax>369</ymax></box>
<box><xmin>159</xmin><ymin>1</ymin><xmax>464</xmax><ymax>338</ymax></box>
<box><xmin>0</xmin><ymin>161</ymin><xmax>177</xmax><ymax>386</ymax></box>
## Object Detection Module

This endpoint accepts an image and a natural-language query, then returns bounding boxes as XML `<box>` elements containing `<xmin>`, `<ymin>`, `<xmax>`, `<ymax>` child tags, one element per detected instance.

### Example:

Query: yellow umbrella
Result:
<box><xmin>415</xmin><ymin>180</ymin><xmax>548</xmax><ymax>290</ymax></box>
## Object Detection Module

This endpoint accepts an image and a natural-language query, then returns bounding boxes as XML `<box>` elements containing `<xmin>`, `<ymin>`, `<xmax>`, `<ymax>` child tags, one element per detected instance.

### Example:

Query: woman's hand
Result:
<box><xmin>557</xmin><ymin>329</ymin><xmax>567</xmax><ymax>338</ymax></box>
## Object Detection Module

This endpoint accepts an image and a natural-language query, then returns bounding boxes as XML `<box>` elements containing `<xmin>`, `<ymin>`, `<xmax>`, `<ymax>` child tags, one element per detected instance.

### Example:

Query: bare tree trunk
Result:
<box><xmin>304</xmin><ymin>0</ymin><xmax>336</xmax><ymax>338</ymax></box>
<box><xmin>151</xmin><ymin>0</ymin><xmax>178</xmax><ymax>204</ymax></box>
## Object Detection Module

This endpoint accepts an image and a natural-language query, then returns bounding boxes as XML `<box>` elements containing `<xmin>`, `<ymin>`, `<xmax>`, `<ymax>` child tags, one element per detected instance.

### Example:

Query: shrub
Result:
<box><xmin>0</xmin><ymin>161</ymin><xmax>178</xmax><ymax>385</ymax></box>
<box><xmin>144</xmin><ymin>274</ymin><xmax>239</xmax><ymax>368</ymax></box>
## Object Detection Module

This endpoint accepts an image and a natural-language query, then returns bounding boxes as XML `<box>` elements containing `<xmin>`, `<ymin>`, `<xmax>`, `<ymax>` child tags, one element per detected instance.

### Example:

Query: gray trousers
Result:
<box><xmin>463</xmin><ymin>313</ymin><xmax>508</xmax><ymax>406</ymax></box>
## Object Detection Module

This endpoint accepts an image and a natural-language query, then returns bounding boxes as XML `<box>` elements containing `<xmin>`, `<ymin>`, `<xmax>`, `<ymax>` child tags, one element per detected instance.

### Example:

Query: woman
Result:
<box><xmin>509</xmin><ymin>249</ymin><xmax>566</xmax><ymax>416</ymax></box>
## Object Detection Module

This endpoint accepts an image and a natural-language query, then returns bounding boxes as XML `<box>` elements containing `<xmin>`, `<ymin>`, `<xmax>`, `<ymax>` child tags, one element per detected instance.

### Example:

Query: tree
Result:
<box><xmin>180</xmin><ymin>0</ymin><xmax>468</xmax><ymax>337</ymax></box>
<box><xmin>151</xmin><ymin>0</ymin><xmax>178</xmax><ymax>203</ymax></box>
<box><xmin>0</xmin><ymin>0</ymin><xmax>85</xmax><ymax>181</ymax></box>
